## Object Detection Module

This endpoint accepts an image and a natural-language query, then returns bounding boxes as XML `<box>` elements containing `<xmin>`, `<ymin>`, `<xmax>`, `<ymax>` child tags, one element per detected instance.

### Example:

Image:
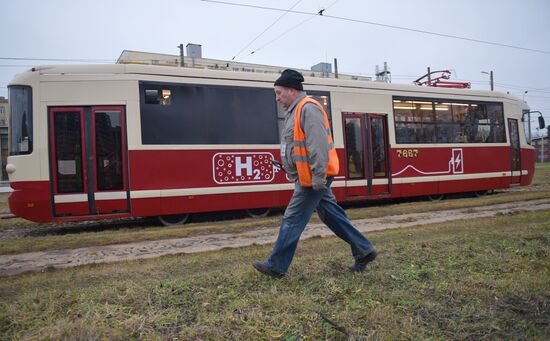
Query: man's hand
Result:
<box><xmin>312</xmin><ymin>178</ymin><xmax>327</xmax><ymax>191</ymax></box>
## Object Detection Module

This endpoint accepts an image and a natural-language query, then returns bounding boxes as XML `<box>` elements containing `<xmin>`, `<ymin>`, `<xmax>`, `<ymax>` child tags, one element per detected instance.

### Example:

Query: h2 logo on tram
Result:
<box><xmin>212</xmin><ymin>152</ymin><xmax>280</xmax><ymax>184</ymax></box>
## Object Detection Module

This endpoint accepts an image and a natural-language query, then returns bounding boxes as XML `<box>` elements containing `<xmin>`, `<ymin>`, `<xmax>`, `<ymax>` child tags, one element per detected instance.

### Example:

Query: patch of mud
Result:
<box><xmin>0</xmin><ymin>218</ymin><xmax>156</xmax><ymax>240</ymax></box>
<box><xmin>497</xmin><ymin>294</ymin><xmax>550</xmax><ymax>325</ymax></box>
<box><xmin>0</xmin><ymin>209</ymin><xmax>284</xmax><ymax>241</ymax></box>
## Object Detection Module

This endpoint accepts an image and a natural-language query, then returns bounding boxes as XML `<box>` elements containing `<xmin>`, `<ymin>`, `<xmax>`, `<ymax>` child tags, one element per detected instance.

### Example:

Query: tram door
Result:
<box><xmin>343</xmin><ymin>113</ymin><xmax>390</xmax><ymax>198</ymax></box>
<box><xmin>49</xmin><ymin>106</ymin><xmax>130</xmax><ymax>217</ymax></box>
<box><xmin>508</xmin><ymin>118</ymin><xmax>521</xmax><ymax>184</ymax></box>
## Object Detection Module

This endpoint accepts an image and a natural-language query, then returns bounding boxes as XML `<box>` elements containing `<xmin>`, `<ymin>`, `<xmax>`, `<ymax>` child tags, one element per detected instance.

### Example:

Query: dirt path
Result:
<box><xmin>1</xmin><ymin>198</ymin><xmax>549</xmax><ymax>276</ymax></box>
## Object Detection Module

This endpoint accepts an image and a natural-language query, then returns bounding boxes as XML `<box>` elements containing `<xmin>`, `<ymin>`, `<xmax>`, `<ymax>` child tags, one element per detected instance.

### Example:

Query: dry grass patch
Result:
<box><xmin>1</xmin><ymin>210</ymin><xmax>549</xmax><ymax>339</ymax></box>
<box><xmin>1</xmin><ymin>165</ymin><xmax>549</xmax><ymax>255</ymax></box>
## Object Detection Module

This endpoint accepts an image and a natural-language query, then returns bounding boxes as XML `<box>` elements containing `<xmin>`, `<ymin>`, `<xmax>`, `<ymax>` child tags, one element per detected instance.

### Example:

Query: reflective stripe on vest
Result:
<box><xmin>293</xmin><ymin>97</ymin><xmax>340</xmax><ymax>186</ymax></box>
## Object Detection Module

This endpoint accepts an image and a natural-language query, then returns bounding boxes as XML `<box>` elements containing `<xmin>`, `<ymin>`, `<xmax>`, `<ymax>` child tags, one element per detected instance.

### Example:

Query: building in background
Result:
<box><xmin>0</xmin><ymin>97</ymin><xmax>8</xmax><ymax>181</ymax></box>
<box><xmin>310</xmin><ymin>62</ymin><xmax>332</xmax><ymax>76</ymax></box>
<box><xmin>0</xmin><ymin>96</ymin><xmax>7</xmax><ymax>125</ymax></box>
<box><xmin>532</xmin><ymin>135</ymin><xmax>550</xmax><ymax>163</ymax></box>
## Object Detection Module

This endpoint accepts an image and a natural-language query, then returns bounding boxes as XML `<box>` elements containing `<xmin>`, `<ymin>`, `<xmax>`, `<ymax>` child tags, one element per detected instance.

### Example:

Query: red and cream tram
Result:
<box><xmin>6</xmin><ymin>64</ymin><xmax>542</xmax><ymax>224</ymax></box>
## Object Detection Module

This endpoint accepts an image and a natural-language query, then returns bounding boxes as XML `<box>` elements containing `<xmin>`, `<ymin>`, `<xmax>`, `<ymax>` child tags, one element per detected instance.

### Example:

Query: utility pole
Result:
<box><xmin>178</xmin><ymin>44</ymin><xmax>184</xmax><ymax>67</ymax></box>
<box><xmin>540</xmin><ymin>136</ymin><xmax>544</xmax><ymax>162</ymax></box>
<box><xmin>333</xmin><ymin>58</ymin><xmax>339</xmax><ymax>79</ymax></box>
<box><xmin>375</xmin><ymin>62</ymin><xmax>391</xmax><ymax>83</ymax></box>
<box><xmin>482</xmin><ymin>71</ymin><xmax>494</xmax><ymax>91</ymax></box>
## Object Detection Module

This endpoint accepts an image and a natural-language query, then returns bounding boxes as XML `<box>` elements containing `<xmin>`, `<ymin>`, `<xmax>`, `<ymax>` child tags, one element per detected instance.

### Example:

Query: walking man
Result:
<box><xmin>253</xmin><ymin>69</ymin><xmax>377</xmax><ymax>278</ymax></box>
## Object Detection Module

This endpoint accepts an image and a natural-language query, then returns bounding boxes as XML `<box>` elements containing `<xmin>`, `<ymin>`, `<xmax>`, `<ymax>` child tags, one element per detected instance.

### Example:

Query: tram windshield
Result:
<box><xmin>8</xmin><ymin>86</ymin><xmax>33</xmax><ymax>155</ymax></box>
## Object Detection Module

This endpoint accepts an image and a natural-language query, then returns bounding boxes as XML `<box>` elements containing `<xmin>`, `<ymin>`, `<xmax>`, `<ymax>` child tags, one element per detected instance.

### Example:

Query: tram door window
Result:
<box><xmin>370</xmin><ymin>116</ymin><xmax>388</xmax><ymax>178</ymax></box>
<box><xmin>343</xmin><ymin>113</ymin><xmax>390</xmax><ymax>198</ymax></box>
<box><xmin>53</xmin><ymin>110</ymin><xmax>85</xmax><ymax>194</ymax></box>
<box><xmin>508</xmin><ymin>118</ymin><xmax>521</xmax><ymax>184</ymax></box>
<box><xmin>95</xmin><ymin>110</ymin><xmax>123</xmax><ymax>191</ymax></box>
<box><xmin>49</xmin><ymin>106</ymin><xmax>129</xmax><ymax>217</ymax></box>
<box><xmin>344</xmin><ymin>117</ymin><xmax>365</xmax><ymax>179</ymax></box>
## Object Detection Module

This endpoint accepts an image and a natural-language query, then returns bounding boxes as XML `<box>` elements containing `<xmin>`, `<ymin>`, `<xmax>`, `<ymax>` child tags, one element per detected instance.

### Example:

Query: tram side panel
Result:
<box><xmin>7</xmin><ymin>79</ymin><xmax>53</xmax><ymax>223</ymax></box>
<box><xmin>9</xmin><ymin>179</ymin><xmax>52</xmax><ymax>223</ymax></box>
<box><xmin>6</xmin><ymin>67</ymin><xmax>539</xmax><ymax>223</ymax></box>
<box><xmin>390</xmin><ymin>145</ymin><xmax>513</xmax><ymax>198</ymax></box>
<box><xmin>127</xmin><ymin>149</ymin><xmax>296</xmax><ymax>217</ymax></box>
<box><xmin>520</xmin><ymin>147</ymin><xmax>536</xmax><ymax>186</ymax></box>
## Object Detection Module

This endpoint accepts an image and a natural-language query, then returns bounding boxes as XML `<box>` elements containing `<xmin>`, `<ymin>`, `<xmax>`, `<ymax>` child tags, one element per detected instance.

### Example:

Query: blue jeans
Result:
<box><xmin>267</xmin><ymin>178</ymin><xmax>375</xmax><ymax>274</ymax></box>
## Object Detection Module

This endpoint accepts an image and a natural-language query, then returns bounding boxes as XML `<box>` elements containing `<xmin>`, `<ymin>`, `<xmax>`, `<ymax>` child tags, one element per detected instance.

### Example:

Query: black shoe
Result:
<box><xmin>349</xmin><ymin>250</ymin><xmax>377</xmax><ymax>272</ymax></box>
<box><xmin>253</xmin><ymin>260</ymin><xmax>285</xmax><ymax>279</ymax></box>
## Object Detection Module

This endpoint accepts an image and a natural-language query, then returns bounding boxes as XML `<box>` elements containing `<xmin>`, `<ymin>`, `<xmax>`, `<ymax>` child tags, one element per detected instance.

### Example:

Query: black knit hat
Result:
<box><xmin>274</xmin><ymin>69</ymin><xmax>304</xmax><ymax>91</ymax></box>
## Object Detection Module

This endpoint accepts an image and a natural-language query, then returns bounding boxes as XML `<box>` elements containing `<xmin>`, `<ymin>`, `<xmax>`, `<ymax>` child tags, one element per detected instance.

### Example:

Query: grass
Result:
<box><xmin>535</xmin><ymin>161</ymin><xmax>550</xmax><ymax>169</ymax></box>
<box><xmin>0</xmin><ymin>194</ymin><xmax>8</xmax><ymax>213</ymax></box>
<box><xmin>1</xmin><ymin>164</ymin><xmax>550</xmax><ymax>255</ymax></box>
<box><xmin>0</xmin><ymin>209</ymin><xmax>549</xmax><ymax>339</ymax></box>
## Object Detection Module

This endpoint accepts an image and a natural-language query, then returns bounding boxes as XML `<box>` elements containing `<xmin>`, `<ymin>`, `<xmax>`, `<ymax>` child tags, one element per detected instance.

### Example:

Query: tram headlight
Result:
<box><xmin>6</xmin><ymin>164</ymin><xmax>16</xmax><ymax>174</ymax></box>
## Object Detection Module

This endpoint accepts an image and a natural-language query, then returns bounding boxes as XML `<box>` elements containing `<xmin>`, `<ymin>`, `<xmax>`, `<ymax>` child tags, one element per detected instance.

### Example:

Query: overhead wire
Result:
<box><xmin>238</xmin><ymin>13</ymin><xmax>317</xmax><ymax>60</ymax></box>
<box><xmin>492</xmin><ymin>82</ymin><xmax>550</xmax><ymax>93</ymax></box>
<box><xmin>1</xmin><ymin>59</ymin><xmax>548</xmax><ymax>98</ymax></box>
<box><xmin>522</xmin><ymin>95</ymin><xmax>550</xmax><ymax>99</ymax></box>
<box><xmin>201</xmin><ymin>0</ymin><xmax>550</xmax><ymax>55</ymax></box>
<box><xmin>0</xmin><ymin>65</ymin><xmax>36</xmax><ymax>68</ymax></box>
<box><xmin>236</xmin><ymin>0</ymin><xmax>340</xmax><ymax>61</ymax></box>
<box><xmin>331</xmin><ymin>70</ymin><xmax>550</xmax><ymax>95</ymax></box>
<box><xmin>0</xmin><ymin>57</ymin><xmax>192</xmax><ymax>64</ymax></box>
<box><xmin>2</xmin><ymin>0</ymin><xmax>550</xmax><ymax>108</ymax></box>
<box><xmin>231</xmin><ymin>0</ymin><xmax>303</xmax><ymax>61</ymax></box>
<box><xmin>0</xmin><ymin>57</ymin><xmax>114</xmax><ymax>62</ymax></box>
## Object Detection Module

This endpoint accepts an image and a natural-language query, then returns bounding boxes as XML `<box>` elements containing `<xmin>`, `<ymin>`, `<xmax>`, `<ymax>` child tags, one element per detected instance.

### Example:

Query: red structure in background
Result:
<box><xmin>414</xmin><ymin>70</ymin><xmax>471</xmax><ymax>89</ymax></box>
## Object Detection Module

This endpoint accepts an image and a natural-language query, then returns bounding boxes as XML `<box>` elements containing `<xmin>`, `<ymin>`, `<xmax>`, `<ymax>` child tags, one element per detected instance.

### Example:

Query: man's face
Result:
<box><xmin>274</xmin><ymin>86</ymin><xmax>297</xmax><ymax>109</ymax></box>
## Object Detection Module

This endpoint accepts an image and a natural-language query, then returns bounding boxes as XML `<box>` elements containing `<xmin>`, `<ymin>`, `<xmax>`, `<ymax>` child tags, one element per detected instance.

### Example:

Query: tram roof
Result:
<box><xmin>12</xmin><ymin>63</ymin><xmax>524</xmax><ymax>103</ymax></box>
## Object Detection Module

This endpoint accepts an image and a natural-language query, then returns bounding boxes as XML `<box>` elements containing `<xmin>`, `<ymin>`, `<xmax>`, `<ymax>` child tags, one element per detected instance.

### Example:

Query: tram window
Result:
<box><xmin>419</xmin><ymin>123</ymin><xmax>436</xmax><ymax>143</ymax></box>
<box><xmin>95</xmin><ymin>111</ymin><xmax>123</xmax><ymax>191</ymax></box>
<box><xmin>434</xmin><ymin>103</ymin><xmax>452</xmax><ymax>121</ymax></box>
<box><xmin>144</xmin><ymin>89</ymin><xmax>159</xmax><ymax>104</ymax></box>
<box><xmin>522</xmin><ymin>109</ymin><xmax>532</xmax><ymax>145</ymax></box>
<box><xmin>394</xmin><ymin>122</ymin><xmax>417</xmax><ymax>143</ymax></box>
<box><xmin>344</xmin><ymin>117</ymin><xmax>364</xmax><ymax>179</ymax></box>
<box><xmin>140</xmin><ymin>82</ymin><xmax>279</xmax><ymax>144</ymax></box>
<box><xmin>393</xmin><ymin>100</ymin><xmax>436</xmax><ymax>143</ymax></box>
<box><xmin>276</xmin><ymin>91</ymin><xmax>333</xmax><ymax>139</ymax></box>
<box><xmin>8</xmin><ymin>86</ymin><xmax>33</xmax><ymax>155</ymax></box>
<box><xmin>448</xmin><ymin>103</ymin><xmax>468</xmax><ymax>142</ymax></box>
<box><xmin>466</xmin><ymin>104</ymin><xmax>487</xmax><ymax>143</ymax></box>
<box><xmin>53</xmin><ymin>111</ymin><xmax>84</xmax><ymax>193</ymax></box>
<box><xmin>308</xmin><ymin>91</ymin><xmax>333</xmax><ymax>134</ymax></box>
<box><xmin>161</xmin><ymin>89</ymin><xmax>171</xmax><ymax>105</ymax></box>
<box><xmin>486</xmin><ymin>103</ymin><xmax>506</xmax><ymax>143</ymax></box>
<box><xmin>394</xmin><ymin>98</ymin><xmax>505</xmax><ymax>144</ymax></box>
<box><xmin>144</xmin><ymin>89</ymin><xmax>171</xmax><ymax>106</ymax></box>
<box><xmin>308</xmin><ymin>91</ymin><xmax>332</xmax><ymax>119</ymax></box>
<box><xmin>371</xmin><ymin>116</ymin><xmax>387</xmax><ymax>178</ymax></box>
<box><xmin>276</xmin><ymin>101</ymin><xmax>286</xmax><ymax>138</ymax></box>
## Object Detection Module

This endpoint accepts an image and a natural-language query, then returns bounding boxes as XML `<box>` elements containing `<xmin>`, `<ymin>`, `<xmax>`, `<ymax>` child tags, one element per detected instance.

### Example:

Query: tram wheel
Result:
<box><xmin>158</xmin><ymin>213</ymin><xmax>190</xmax><ymax>226</ymax></box>
<box><xmin>474</xmin><ymin>190</ymin><xmax>488</xmax><ymax>197</ymax></box>
<box><xmin>245</xmin><ymin>207</ymin><xmax>271</xmax><ymax>218</ymax></box>
<box><xmin>427</xmin><ymin>194</ymin><xmax>445</xmax><ymax>201</ymax></box>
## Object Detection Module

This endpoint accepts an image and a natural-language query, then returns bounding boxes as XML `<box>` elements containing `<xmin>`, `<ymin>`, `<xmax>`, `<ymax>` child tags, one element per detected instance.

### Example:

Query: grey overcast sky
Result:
<box><xmin>1</xmin><ymin>0</ymin><xmax>549</xmax><ymax>134</ymax></box>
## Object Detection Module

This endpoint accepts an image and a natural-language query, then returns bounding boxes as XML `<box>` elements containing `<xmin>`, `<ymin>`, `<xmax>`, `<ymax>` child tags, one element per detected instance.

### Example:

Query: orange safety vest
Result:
<box><xmin>293</xmin><ymin>97</ymin><xmax>340</xmax><ymax>186</ymax></box>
